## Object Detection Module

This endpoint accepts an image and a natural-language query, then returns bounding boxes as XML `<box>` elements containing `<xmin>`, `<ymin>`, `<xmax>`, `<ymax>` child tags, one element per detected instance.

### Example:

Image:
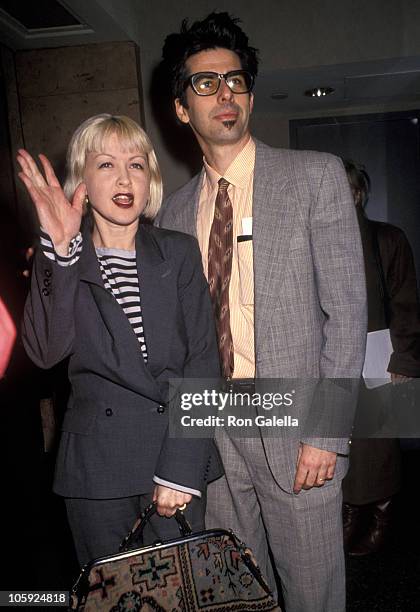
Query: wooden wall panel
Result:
<box><xmin>15</xmin><ymin>42</ymin><xmax>140</xmax><ymax>97</ymax></box>
<box><xmin>20</xmin><ymin>88</ymin><xmax>142</xmax><ymax>181</ymax></box>
<box><xmin>10</xmin><ymin>41</ymin><xmax>143</xmax><ymax>234</ymax></box>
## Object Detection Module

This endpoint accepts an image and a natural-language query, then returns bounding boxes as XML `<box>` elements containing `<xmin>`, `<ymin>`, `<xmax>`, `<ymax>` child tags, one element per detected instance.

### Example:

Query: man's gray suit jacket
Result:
<box><xmin>158</xmin><ymin>139</ymin><xmax>367</xmax><ymax>493</ymax></box>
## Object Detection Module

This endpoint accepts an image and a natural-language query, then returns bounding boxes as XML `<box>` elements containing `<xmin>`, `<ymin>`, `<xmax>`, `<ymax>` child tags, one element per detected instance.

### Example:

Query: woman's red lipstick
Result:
<box><xmin>112</xmin><ymin>193</ymin><xmax>134</xmax><ymax>208</ymax></box>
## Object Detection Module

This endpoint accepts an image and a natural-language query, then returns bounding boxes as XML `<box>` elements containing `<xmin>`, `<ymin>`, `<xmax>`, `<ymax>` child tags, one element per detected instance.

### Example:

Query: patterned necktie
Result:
<box><xmin>208</xmin><ymin>178</ymin><xmax>234</xmax><ymax>378</ymax></box>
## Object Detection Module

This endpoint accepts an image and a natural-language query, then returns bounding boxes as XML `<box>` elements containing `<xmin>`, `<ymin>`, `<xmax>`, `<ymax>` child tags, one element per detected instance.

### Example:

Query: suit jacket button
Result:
<box><xmin>42</xmin><ymin>288</ymin><xmax>50</xmax><ymax>296</ymax></box>
<box><xmin>45</xmin><ymin>269</ymin><xmax>52</xmax><ymax>278</ymax></box>
<box><xmin>157</xmin><ymin>405</ymin><xmax>165</xmax><ymax>414</ymax></box>
<box><xmin>105</xmin><ymin>408</ymin><xmax>113</xmax><ymax>416</ymax></box>
<box><xmin>44</xmin><ymin>278</ymin><xmax>51</xmax><ymax>287</ymax></box>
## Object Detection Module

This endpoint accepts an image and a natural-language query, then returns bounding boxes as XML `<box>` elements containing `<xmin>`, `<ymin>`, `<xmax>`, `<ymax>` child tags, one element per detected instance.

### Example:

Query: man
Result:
<box><xmin>158</xmin><ymin>12</ymin><xmax>367</xmax><ymax>612</ymax></box>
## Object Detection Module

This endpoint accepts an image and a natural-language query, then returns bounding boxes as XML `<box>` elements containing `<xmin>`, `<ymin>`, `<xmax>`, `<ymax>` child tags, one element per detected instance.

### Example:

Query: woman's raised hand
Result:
<box><xmin>17</xmin><ymin>149</ymin><xmax>86</xmax><ymax>256</ymax></box>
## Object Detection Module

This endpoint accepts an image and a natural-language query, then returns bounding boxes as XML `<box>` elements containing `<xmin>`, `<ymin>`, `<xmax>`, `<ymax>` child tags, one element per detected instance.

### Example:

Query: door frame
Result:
<box><xmin>290</xmin><ymin>109</ymin><xmax>420</xmax><ymax>151</ymax></box>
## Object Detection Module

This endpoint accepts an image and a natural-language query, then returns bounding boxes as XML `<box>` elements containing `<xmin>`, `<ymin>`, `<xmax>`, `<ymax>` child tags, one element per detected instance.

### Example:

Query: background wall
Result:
<box><xmin>120</xmin><ymin>0</ymin><xmax>420</xmax><ymax>193</ymax></box>
<box><xmin>1</xmin><ymin>0</ymin><xmax>420</xmax><ymax>193</ymax></box>
<box><xmin>291</xmin><ymin>111</ymin><xmax>420</xmax><ymax>274</ymax></box>
<box><xmin>2</xmin><ymin>41</ymin><xmax>143</xmax><ymax>234</ymax></box>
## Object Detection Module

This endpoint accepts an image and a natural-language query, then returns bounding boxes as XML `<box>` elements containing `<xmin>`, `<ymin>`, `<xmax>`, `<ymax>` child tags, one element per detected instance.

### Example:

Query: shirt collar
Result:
<box><xmin>203</xmin><ymin>137</ymin><xmax>256</xmax><ymax>191</ymax></box>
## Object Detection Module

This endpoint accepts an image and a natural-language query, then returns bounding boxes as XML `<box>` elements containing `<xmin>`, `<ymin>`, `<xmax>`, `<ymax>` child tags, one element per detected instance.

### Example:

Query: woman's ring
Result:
<box><xmin>318</xmin><ymin>478</ymin><xmax>324</xmax><ymax>482</ymax></box>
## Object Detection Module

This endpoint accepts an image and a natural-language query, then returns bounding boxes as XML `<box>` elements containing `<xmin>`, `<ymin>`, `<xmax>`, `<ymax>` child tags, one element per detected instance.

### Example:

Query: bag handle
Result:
<box><xmin>119</xmin><ymin>502</ymin><xmax>192</xmax><ymax>552</ymax></box>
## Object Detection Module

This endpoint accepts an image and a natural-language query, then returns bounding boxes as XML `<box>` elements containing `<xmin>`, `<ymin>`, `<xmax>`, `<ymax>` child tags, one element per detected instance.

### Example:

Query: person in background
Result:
<box><xmin>342</xmin><ymin>159</ymin><xmax>420</xmax><ymax>555</ymax></box>
<box><xmin>158</xmin><ymin>12</ymin><xmax>367</xmax><ymax>612</ymax></box>
<box><xmin>18</xmin><ymin>113</ymin><xmax>222</xmax><ymax>567</ymax></box>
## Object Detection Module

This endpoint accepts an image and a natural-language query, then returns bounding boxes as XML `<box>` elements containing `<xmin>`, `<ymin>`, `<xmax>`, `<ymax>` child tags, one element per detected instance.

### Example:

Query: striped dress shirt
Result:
<box><xmin>197</xmin><ymin>137</ymin><xmax>256</xmax><ymax>378</ymax></box>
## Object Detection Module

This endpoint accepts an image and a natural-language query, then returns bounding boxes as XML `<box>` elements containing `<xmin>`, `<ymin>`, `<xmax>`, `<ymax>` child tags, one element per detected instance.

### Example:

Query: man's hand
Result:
<box><xmin>390</xmin><ymin>372</ymin><xmax>411</xmax><ymax>385</ymax></box>
<box><xmin>293</xmin><ymin>443</ymin><xmax>337</xmax><ymax>494</ymax></box>
<box><xmin>153</xmin><ymin>485</ymin><xmax>192</xmax><ymax>517</ymax></box>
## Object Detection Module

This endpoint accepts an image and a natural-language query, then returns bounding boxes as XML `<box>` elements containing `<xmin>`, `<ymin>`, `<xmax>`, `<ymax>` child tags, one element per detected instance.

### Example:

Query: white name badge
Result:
<box><xmin>241</xmin><ymin>217</ymin><xmax>253</xmax><ymax>235</ymax></box>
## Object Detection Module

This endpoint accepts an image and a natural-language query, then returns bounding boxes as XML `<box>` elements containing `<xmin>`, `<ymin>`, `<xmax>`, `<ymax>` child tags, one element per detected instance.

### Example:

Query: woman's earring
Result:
<box><xmin>85</xmin><ymin>194</ymin><xmax>89</xmax><ymax>205</ymax></box>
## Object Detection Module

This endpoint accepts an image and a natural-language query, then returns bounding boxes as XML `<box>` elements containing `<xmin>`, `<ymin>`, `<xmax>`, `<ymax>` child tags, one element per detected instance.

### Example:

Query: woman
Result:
<box><xmin>18</xmin><ymin>114</ymin><xmax>222</xmax><ymax>566</ymax></box>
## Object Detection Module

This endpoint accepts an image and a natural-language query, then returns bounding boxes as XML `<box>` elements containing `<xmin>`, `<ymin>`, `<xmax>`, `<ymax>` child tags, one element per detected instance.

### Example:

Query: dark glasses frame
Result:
<box><xmin>184</xmin><ymin>70</ymin><xmax>255</xmax><ymax>96</ymax></box>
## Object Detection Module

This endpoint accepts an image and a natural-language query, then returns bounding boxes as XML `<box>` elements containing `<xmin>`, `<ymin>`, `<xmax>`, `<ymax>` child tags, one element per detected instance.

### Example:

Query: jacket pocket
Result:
<box><xmin>61</xmin><ymin>401</ymin><xmax>98</xmax><ymax>435</ymax></box>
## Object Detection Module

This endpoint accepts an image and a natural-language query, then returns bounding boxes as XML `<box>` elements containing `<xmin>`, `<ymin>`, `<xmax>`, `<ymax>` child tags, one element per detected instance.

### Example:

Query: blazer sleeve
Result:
<box><xmin>382</xmin><ymin>227</ymin><xmax>420</xmax><ymax>377</ymax></box>
<box><xmin>310</xmin><ymin>155</ymin><xmax>367</xmax><ymax>378</ymax></box>
<box><xmin>22</xmin><ymin>248</ymin><xmax>78</xmax><ymax>369</ymax></box>
<box><xmin>154</xmin><ymin>236</ymin><xmax>221</xmax><ymax>492</ymax></box>
<box><xmin>303</xmin><ymin>156</ymin><xmax>367</xmax><ymax>454</ymax></box>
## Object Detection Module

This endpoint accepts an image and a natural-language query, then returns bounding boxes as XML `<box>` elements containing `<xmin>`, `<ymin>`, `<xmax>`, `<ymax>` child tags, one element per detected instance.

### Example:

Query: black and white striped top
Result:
<box><xmin>40</xmin><ymin>230</ymin><xmax>148</xmax><ymax>362</ymax></box>
<box><xmin>40</xmin><ymin>228</ymin><xmax>83</xmax><ymax>266</ymax></box>
<box><xmin>96</xmin><ymin>247</ymin><xmax>148</xmax><ymax>362</ymax></box>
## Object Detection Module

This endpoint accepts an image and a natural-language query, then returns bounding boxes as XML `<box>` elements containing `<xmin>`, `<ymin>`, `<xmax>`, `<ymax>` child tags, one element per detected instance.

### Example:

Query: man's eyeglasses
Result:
<box><xmin>184</xmin><ymin>70</ymin><xmax>254</xmax><ymax>96</ymax></box>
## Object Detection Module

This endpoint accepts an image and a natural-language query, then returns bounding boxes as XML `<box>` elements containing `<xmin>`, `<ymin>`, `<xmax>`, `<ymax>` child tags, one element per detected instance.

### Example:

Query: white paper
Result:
<box><xmin>362</xmin><ymin>329</ymin><xmax>393</xmax><ymax>389</ymax></box>
<box><xmin>241</xmin><ymin>217</ymin><xmax>252</xmax><ymax>235</ymax></box>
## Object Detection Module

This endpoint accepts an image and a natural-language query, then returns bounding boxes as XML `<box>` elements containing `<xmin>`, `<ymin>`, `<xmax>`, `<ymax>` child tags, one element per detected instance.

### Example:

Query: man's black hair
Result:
<box><xmin>162</xmin><ymin>11</ymin><xmax>259</xmax><ymax>106</ymax></box>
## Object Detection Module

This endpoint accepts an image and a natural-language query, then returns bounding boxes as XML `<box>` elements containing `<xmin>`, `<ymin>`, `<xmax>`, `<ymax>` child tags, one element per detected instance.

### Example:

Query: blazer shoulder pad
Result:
<box><xmin>256</xmin><ymin>140</ymin><xmax>342</xmax><ymax>175</ymax></box>
<box><xmin>283</xmin><ymin>148</ymin><xmax>340</xmax><ymax>168</ymax></box>
<box><xmin>164</xmin><ymin>172</ymin><xmax>202</xmax><ymax>206</ymax></box>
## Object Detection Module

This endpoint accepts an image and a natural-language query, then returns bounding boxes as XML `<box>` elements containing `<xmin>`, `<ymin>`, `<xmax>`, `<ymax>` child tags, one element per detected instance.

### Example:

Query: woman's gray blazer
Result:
<box><xmin>23</xmin><ymin>223</ymin><xmax>223</xmax><ymax>499</ymax></box>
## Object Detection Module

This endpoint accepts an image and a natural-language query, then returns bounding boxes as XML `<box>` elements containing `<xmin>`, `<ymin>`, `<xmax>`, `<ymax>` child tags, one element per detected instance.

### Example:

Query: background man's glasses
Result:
<box><xmin>184</xmin><ymin>70</ymin><xmax>254</xmax><ymax>96</ymax></box>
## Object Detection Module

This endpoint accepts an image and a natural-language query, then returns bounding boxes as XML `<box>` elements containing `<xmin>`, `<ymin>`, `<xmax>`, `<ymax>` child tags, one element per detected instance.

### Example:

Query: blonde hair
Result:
<box><xmin>64</xmin><ymin>114</ymin><xmax>162</xmax><ymax>219</ymax></box>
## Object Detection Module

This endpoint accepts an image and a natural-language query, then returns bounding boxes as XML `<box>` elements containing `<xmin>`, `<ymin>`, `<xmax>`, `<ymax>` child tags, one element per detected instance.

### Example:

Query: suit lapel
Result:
<box><xmin>78</xmin><ymin>230</ymin><xmax>105</xmax><ymax>288</ymax></box>
<box><xmin>135</xmin><ymin>225</ymin><xmax>174</xmax><ymax>377</ymax></box>
<box><xmin>78</xmin><ymin>233</ymin><xmax>133</xmax><ymax>348</ymax></box>
<box><xmin>174</xmin><ymin>170</ymin><xmax>204</xmax><ymax>236</ymax></box>
<box><xmin>79</xmin><ymin>228</ymin><xmax>167</xmax><ymax>399</ymax></box>
<box><xmin>253</xmin><ymin>141</ymin><xmax>297</xmax><ymax>347</ymax></box>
